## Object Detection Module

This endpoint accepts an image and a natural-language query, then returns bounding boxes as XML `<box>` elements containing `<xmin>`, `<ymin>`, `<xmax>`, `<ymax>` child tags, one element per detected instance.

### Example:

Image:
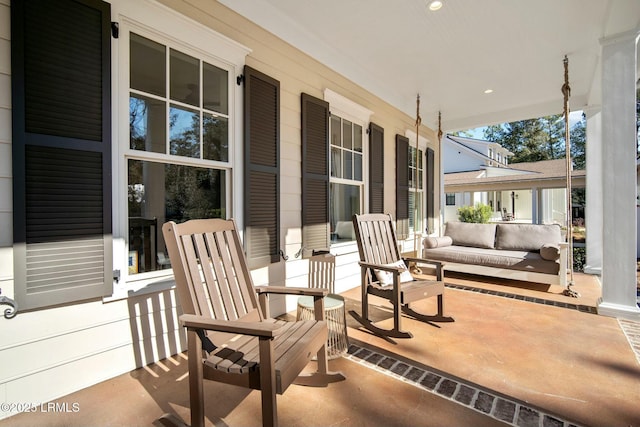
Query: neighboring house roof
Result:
<box><xmin>444</xmin><ymin>158</ymin><xmax>586</xmax><ymax>192</ymax></box>
<box><xmin>444</xmin><ymin>134</ymin><xmax>513</xmax><ymax>173</ymax></box>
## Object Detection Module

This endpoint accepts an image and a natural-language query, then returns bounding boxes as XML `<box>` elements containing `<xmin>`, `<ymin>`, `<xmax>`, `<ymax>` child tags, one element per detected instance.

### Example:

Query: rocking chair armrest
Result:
<box><xmin>358</xmin><ymin>261</ymin><xmax>403</xmax><ymax>273</ymax></box>
<box><xmin>402</xmin><ymin>257</ymin><xmax>443</xmax><ymax>269</ymax></box>
<box><xmin>255</xmin><ymin>285</ymin><xmax>328</xmax><ymax>297</ymax></box>
<box><xmin>179</xmin><ymin>314</ymin><xmax>285</xmax><ymax>338</ymax></box>
<box><xmin>403</xmin><ymin>257</ymin><xmax>443</xmax><ymax>280</ymax></box>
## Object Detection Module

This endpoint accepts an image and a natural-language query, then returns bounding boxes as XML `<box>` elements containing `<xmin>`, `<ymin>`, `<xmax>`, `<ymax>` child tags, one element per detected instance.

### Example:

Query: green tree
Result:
<box><xmin>569</xmin><ymin>115</ymin><xmax>586</xmax><ymax>169</ymax></box>
<box><xmin>483</xmin><ymin>113</ymin><xmax>586</xmax><ymax>170</ymax></box>
<box><xmin>483</xmin><ymin>115</ymin><xmax>564</xmax><ymax>163</ymax></box>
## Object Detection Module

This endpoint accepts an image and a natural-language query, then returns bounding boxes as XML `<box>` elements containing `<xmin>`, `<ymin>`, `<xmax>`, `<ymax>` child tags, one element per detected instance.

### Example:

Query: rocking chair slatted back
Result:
<box><xmin>170</xmin><ymin>219</ymin><xmax>263</xmax><ymax>324</ymax></box>
<box><xmin>308</xmin><ymin>253</ymin><xmax>336</xmax><ymax>293</ymax></box>
<box><xmin>353</xmin><ymin>213</ymin><xmax>401</xmax><ymax>284</ymax></box>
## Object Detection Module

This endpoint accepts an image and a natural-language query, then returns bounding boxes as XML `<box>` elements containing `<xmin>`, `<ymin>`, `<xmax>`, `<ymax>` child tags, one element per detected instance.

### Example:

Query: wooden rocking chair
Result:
<box><xmin>162</xmin><ymin>219</ymin><xmax>345</xmax><ymax>427</ymax></box>
<box><xmin>351</xmin><ymin>213</ymin><xmax>454</xmax><ymax>339</ymax></box>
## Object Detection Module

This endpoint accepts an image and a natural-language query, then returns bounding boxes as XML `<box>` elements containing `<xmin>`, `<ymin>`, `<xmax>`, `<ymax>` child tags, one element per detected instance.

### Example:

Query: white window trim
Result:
<box><xmin>324</xmin><ymin>89</ymin><xmax>372</xmax><ymax>248</ymax></box>
<box><xmin>324</xmin><ymin>88</ymin><xmax>373</xmax><ymax>123</ymax></box>
<box><xmin>107</xmin><ymin>0</ymin><xmax>250</xmax><ymax>301</ymax></box>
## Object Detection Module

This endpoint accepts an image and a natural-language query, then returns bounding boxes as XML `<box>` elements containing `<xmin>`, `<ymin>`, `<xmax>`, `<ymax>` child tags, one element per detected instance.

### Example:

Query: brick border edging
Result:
<box><xmin>344</xmin><ymin>342</ymin><xmax>583</xmax><ymax>427</ymax></box>
<box><xmin>444</xmin><ymin>283</ymin><xmax>597</xmax><ymax>314</ymax></box>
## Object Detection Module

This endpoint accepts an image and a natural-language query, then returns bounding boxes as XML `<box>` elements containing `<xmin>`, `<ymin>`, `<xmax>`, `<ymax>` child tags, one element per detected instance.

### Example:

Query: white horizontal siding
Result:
<box><xmin>0</xmin><ymin>288</ymin><xmax>185</xmax><ymax>420</ymax></box>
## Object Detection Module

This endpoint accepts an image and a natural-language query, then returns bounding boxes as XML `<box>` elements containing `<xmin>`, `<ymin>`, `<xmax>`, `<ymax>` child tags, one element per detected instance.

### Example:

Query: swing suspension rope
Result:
<box><xmin>414</xmin><ymin>94</ymin><xmax>421</xmax><ymax>255</ymax></box>
<box><xmin>562</xmin><ymin>55</ymin><xmax>579</xmax><ymax>298</ymax></box>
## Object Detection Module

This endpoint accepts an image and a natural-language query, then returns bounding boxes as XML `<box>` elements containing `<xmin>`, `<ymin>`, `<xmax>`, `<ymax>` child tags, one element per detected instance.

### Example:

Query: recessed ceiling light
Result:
<box><xmin>428</xmin><ymin>1</ymin><xmax>443</xmax><ymax>11</ymax></box>
<box><xmin>484</xmin><ymin>89</ymin><xmax>494</xmax><ymax>94</ymax></box>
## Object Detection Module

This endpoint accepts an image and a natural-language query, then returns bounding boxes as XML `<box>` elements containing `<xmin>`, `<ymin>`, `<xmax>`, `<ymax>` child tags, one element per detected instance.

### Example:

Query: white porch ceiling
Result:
<box><xmin>219</xmin><ymin>0</ymin><xmax>640</xmax><ymax>132</ymax></box>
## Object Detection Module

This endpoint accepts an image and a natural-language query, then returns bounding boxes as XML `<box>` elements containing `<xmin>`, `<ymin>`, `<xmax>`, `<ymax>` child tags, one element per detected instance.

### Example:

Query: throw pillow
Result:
<box><xmin>374</xmin><ymin>260</ymin><xmax>414</xmax><ymax>286</ymax></box>
<box><xmin>424</xmin><ymin>236</ymin><xmax>453</xmax><ymax>249</ymax></box>
<box><xmin>539</xmin><ymin>243</ymin><xmax>560</xmax><ymax>261</ymax></box>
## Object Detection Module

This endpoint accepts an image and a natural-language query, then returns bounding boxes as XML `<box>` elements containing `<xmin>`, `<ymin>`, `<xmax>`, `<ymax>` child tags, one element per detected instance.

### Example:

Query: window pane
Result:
<box><xmin>354</xmin><ymin>124</ymin><xmax>362</xmax><ymax>152</ymax></box>
<box><xmin>130</xmin><ymin>95</ymin><xmax>166</xmax><ymax>153</ymax></box>
<box><xmin>203</xmin><ymin>113</ymin><xmax>228</xmax><ymax>161</ymax></box>
<box><xmin>203</xmin><ymin>62</ymin><xmax>228</xmax><ymax>114</ymax></box>
<box><xmin>331</xmin><ymin>116</ymin><xmax>341</xmax><ymax>147</ymax></box>
<box><xmin>130</xmin><ymin>33</ymin><xmax>166</xmax><ymax>97</ymax></box>
<box><xmin>329</xmin><ymin>183</ymin><xmax>360</xmax><ymax>242</ymax></box>
<box><xmin>128</xmin><ymin>159</ymin><xmax>226</xmax><ymax>274</ymax></box>
<box><xmin>170</xmin><ymin>105</ymin><xmax>200</xmax><ymax>158</ymax></box>
<box><xmin>331</xmin><ymin>146</ymin><xmax>342</xmax><ymax>178</ymax></box>
<box><xmin>170</xmin><ymin>49</ymin><xmax>200</xmax><ymax>107</ymax></box>
<box><xmin>354</xmin><ymin>153</ymin><xmax>362</xmax><ymax>181</ymax></box>
<box><xmin>342</xmin><ymin>119</ymin><xmax>352</xmax><ymax>150</ymax></box>
<box><xmin>409</xmin><ymin>191</ymin><xmax>423</xmax><ymax>232</ymax></box>
<box><xmin>343</xmin><ymin>150</ymin><xmax>352</xmax><ymax>180</ymax></box>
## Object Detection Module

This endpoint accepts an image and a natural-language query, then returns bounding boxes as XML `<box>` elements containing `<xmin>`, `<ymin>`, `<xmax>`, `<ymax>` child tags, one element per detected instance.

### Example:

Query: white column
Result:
<box><xmin>531</xmin><ymin>187</ymin><xmax>539</xmax><ymax>224</ymax></box>
<box><xmin>598</xmin><ymin>30</ymin><xmax>640</xmax><ymax>319</ymax></box>
<box><xmin>584</xmin><ymin>107</ymin><xmax>603</xmax><ymax>275</ymax></box>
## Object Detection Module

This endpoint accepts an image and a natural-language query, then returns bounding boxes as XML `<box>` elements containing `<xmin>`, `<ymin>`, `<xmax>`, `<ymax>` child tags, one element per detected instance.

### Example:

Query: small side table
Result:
<box><xmin>296</xmin><ymin>294</ymin><xmax>349</xmax><ymax>359</ymax></box>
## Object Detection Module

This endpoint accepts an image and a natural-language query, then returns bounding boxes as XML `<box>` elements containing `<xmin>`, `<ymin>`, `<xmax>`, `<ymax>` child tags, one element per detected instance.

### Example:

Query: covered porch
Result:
<box><xmin>2</xmin><ymin>272</ymin><xmax>638</xmax><ymax>427</ymax></box>
<box><xmin>2</xmin><ymin>1</ymin><xmax>640</xmax><ymax>425</ymax></box>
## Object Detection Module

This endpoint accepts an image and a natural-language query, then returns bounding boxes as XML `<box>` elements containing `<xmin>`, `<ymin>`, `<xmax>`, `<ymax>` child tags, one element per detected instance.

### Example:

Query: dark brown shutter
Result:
<box><xmin>11</xmin><ymin>0</ymin><xmax>112</xmax><ymax>310</ymax></box>
<box><xmin>369</xmin><ymin>122</ymin><xmax>384</xmax><ymax>213</ymax></box>
<box><xmin>301</xmin><ymin>93</ymin><xmax>329</xmax><ymax>254</ymax></box>
<box><xmin>427</xmin><ymin>147</ymin><xmax>435</xmax><ymax>234</ymax></box>
<box><xmin>243</xmin><ymin>66</ymin><xmax>280</xmax><ymax>268</ymax></box>
<box><xmin>395</xmin><ymin>134</ymin><xmax>409</xmax><ymax>239</ymax></box>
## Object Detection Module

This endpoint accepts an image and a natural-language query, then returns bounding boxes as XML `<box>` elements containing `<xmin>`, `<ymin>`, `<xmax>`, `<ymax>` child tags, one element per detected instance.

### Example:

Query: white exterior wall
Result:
<box><xmin>0</xmin><ymin>0</ymin><xmax>441</xmax><ymax>417</ymax></box>
<box><xmin>443</xmin><ymin>142</ymin><xmax>485</xmax><ymax>173</ymax></box>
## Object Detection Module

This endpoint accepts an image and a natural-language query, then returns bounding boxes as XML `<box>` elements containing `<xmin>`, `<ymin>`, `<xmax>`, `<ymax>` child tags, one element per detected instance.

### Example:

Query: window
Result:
<box><xmin>323</xmin><ymin>89</ymin><xmax>372</xmax><ymax>245</ymax></box>
<box><xmin>330</xmin><ymin>114</ymin><xmax>363</xmax><ymax>242</ymax></box>
<box><xmin>446</xmin><ymin>193</ymin><xmax>456</xmax><ymax>206</ymax></box>
<box><xmin>125</xmin><ymin>31</ymin><xmax>232</xmax><ymax>277</ymax></box>
<box><xmin>408</xmin><ymin>146</ymin><xmax>424</xmax><ymax>234</ymax></box>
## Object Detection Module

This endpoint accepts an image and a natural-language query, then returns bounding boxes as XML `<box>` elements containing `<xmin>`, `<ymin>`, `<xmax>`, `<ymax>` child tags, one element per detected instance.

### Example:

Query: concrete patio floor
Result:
<box><xmin>1</xmin><ymin>272</ymin><xmax>639</xmax><ymax>427</ymax></box>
